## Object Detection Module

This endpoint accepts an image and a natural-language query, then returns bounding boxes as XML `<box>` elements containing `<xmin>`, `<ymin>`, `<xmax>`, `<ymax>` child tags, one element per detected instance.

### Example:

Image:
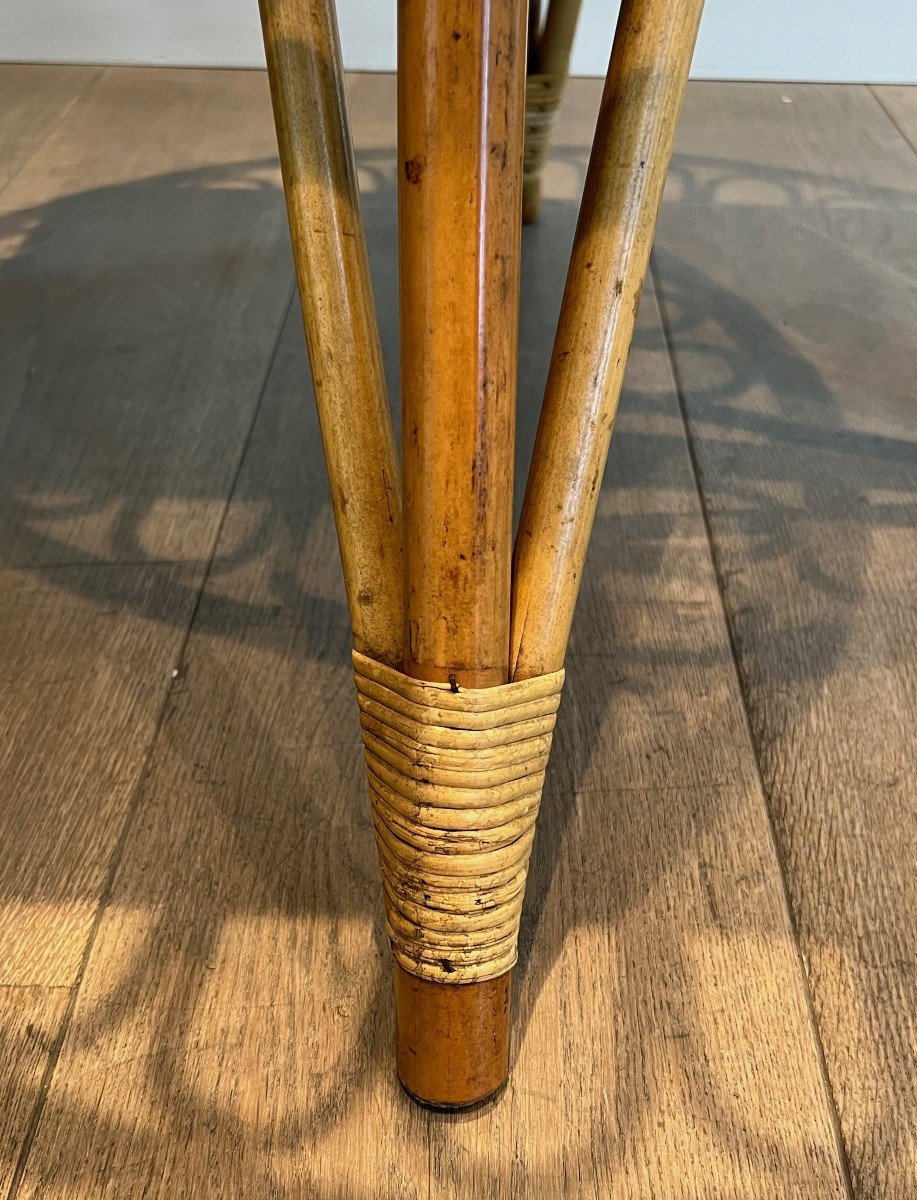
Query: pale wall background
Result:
<box><xmin>2</xmin><ymin>0</ymin><xmax>915</xmax><ymax>82</ymax></box>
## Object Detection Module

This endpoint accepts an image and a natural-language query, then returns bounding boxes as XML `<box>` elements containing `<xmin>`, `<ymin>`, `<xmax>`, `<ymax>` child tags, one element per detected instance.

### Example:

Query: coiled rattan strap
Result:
<box><xmin>523</xmin><ymin>72</ymin><xmax>566</xmax><ymax>185</ymax></box>
<box><xmin>353</xmin><ymin>650</ymin><xmax>565</xmax><ymax>985</ymax></box>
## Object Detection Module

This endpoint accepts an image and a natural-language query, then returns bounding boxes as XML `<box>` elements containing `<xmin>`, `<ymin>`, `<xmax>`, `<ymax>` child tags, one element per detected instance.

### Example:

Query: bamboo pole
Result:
<box><xmin>512</xmin><ymin>0</ymin><xmax>705</xmax><ymax>678</ymax></box>
<box><xmin>522</xmin><ymin>0</ymin><xmax>584</xmax><ymax>222</ymax></box>
<box><xmin>258</xmin><ymin>0</ymin><xmax>403</xmax><ymax>667</ymax></box>
<box><xmin>397</xmin><ymin>0</ymin><xmax>527</xmax><ymax>1107</ymax></box>
<box><xmin>538</xmin><ymin>0</ymin><xmax>584</xmax><ymax>72</ymax></box>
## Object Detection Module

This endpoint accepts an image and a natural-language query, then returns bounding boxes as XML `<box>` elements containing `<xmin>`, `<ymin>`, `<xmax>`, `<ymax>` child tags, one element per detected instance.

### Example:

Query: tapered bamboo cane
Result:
<box><xmin>397</xmin><ymin>0</ymin><xmax>527</xmax><ymax>1107</ymax></box>
<box><xmin>512</xmin><ymin>0</ymin><xmax>705</xmax><ymax>678</ymax></box>
<box><xmin>258</xmin><ymin>0</ymin><xmax>403</xmax><ymax>667</ymax></box>
<box><xmin>522</xmin><ymin>0</ymin><xmax>584</xmax><ymax>222</ymax></box>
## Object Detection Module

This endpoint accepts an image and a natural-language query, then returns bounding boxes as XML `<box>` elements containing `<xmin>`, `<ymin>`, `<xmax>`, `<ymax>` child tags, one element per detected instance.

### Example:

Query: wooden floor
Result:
<box><xmin>0</xmin><ymin>65</ymin><xmax>914</xmax><ymax>1199</ymax></box>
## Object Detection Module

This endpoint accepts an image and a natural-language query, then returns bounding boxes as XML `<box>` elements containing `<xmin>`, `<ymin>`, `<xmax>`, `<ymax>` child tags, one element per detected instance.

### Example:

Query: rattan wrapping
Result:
<box><xmin>353</xmin><ymin>650</ymin><xmax>564</xmax><ymax>984</ymax></box>
<box><xmin>523</xmin><ymin>72</ymin><xmax>566</xmax><ymax>185</ymax></box>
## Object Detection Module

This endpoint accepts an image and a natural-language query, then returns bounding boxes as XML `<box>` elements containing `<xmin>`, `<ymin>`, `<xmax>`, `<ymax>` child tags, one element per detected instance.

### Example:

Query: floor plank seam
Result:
<box><xmin>2</xmin><ymin>283</ymin><xmax>296</xmax><ymax>1200</ymax></box>
<box><xmin>649</xmin><ymin>254</ymin><xmax>858</xmax><ymax>1200</ymax></box>
<box><xmin>868</xmin><ymin>85</ymin><xmax>917</xmax><ymax>157</ymax></box>
<box><xmin>0</xmin><ymin>65</ymin><xmax>106</xmax><ymax>206</ymax></box>
<box><xmin>0</xmin><ymin>984</ymin><xmax>73</xmax><ymax>993</ymax></box>
<box><xmin>2</xmin><ymin>559</ymin><xmax>217</xmax><ymax>573</ymax></box>
<box><xmin>4</xmin><ymin>672</ymin><xmax>177</xmax><ymax>1200</ymax></box>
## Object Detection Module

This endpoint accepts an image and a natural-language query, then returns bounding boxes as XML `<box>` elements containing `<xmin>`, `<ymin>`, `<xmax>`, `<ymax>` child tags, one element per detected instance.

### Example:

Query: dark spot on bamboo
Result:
<box><xmin>404</xmin><ymin>157</ymin><xmax>424</xmax><ymax>184</ymax></box>
<box><xmin>490</xmin><ymin>140</ymin><xmax>507</xmax><ymax>169</ymax></box>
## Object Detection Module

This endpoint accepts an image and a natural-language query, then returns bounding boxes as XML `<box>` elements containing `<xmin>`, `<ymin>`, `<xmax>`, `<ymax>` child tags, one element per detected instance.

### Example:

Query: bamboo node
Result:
<box><xmin>353</xmin><ymin>650</ymin><xmax>565</xmax><ymax>985</ymax></box>
<box><xmin>523</xmin><ymin>73</ymin><xmax>566</xmax><ymax>185</ymax></box>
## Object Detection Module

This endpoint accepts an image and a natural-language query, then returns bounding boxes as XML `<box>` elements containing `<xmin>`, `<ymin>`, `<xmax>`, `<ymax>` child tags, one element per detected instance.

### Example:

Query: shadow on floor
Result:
<box><xmin>1</xmin><ymin>128</ymin><xmax>914</xmax><ymax>1197</ymax></box>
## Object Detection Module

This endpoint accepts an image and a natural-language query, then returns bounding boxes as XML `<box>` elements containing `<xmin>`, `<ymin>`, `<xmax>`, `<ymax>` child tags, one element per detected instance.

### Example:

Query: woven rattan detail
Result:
<box><xmin>523</xmin><ymin>72</ymin><xmax>566</xmax><ymax>185</ymax></box>
<box><xmin>353</xmin><ymin>650</ymin><xmax>564</xmax><ymax>984</ymax></box>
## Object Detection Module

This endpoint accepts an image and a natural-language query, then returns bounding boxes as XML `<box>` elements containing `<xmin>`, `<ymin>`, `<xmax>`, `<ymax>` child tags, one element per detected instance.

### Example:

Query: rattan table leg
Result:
<box><xmin>260</xmin><ymin>0</ymin><xmax>704</xmax><ymax>1112</ymax></box>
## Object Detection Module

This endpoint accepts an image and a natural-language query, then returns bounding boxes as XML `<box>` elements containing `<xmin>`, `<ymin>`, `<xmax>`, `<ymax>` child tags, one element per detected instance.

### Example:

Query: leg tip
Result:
<box><xmin>394</xmin><ymin>963</ymin><xmax>511</xmax><ymax>1108</ymax></box>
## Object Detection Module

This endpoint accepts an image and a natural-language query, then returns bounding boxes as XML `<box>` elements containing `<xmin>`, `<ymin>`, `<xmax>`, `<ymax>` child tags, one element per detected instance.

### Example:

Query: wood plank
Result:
<box><xmin>659</xmin><ymin>81</ymin><xmax>915</xmax><ymax>196</ymax></box>
<box><xmin>0</xmin><ymin>65</ymin><xmax>298</xmax><ymax>1194</ymax></box>
<box><xmin>0</xmin><ymin>563</ymin><xmax>202</xmax><ymax>1195</ymax></box>
<box><xmin>11</xmin><ymin>317</ymin><xmax>427</xmax><ymax>1198</ymax></box>
<box><xmin>654</xmin><ymin>80</ymin><xmax>917</xmax><ymax>1200</ymax></box>
<box><xmin>0</xmin><ymin>566</ymin><xmax>202</xmax><ymax>988</ymax></box>
<box><xmin>0</xmin><ymin>987</ymin><xmax>70</xmax><ymax>1198</ymax></box>
<box><xmin>0</xmin><ymin>64</ymin><xmax>102</xmax><ymax>195</ymax></box>
<box><xmin>0</xmin><ymin>65</ymin><xmax>294</xmax><ymax>566</ymax></box>
<box><xmin>3</xmin><ymin>72</ymin><xmax>423</xmax><ymax>1199</ymax></box>
<box><xmin>14</xmin><ymin>76</ymin><xmax>849</xmax><ymax>1199</ymax></box>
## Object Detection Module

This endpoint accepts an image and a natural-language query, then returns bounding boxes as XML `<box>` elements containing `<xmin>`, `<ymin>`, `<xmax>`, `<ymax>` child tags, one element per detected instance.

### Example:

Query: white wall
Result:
<box><xmin>2</xmin><ymin>0</ymin><xmax>915</xmax><ymax>83</ymax></box>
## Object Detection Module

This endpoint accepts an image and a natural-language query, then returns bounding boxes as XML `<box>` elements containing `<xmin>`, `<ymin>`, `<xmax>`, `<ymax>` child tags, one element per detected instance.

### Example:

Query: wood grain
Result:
<box><xmin>654</xmin><ymin>80</ymin><xmax>917</xmax><ymax>1200</ymax></box>
<box><xmin>10</xmin><ymin>75</ymin><xmax>853</xmax><ymax>1198</ymax></box>
<box><xmin>11</xmin><ymin>314</ymin><xmax>424</xmax><ymax>1200</ymax></box>
<box><xmin>0</xmin><ymin>565</ymin><xmax>211</xmax><ymax>990</ymax></box>
<box><xmin>0</xmin><ymin>566</ymin><xmax>212</xmax><ymax>994</ymax></box>
<box><xmin>0</xmin><ymin>562</ymin><xmax>208</xmax><ymax>1194</ymax></box>
<box><xmin>0</xmin><ymin>987</ymin><xmax>70</xmax><ymax>1198</ymax></box>
<box><xmin>0</xmin><ymin>65</ymin><xmax>299</xmax><ymax>1195</ymax></box>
